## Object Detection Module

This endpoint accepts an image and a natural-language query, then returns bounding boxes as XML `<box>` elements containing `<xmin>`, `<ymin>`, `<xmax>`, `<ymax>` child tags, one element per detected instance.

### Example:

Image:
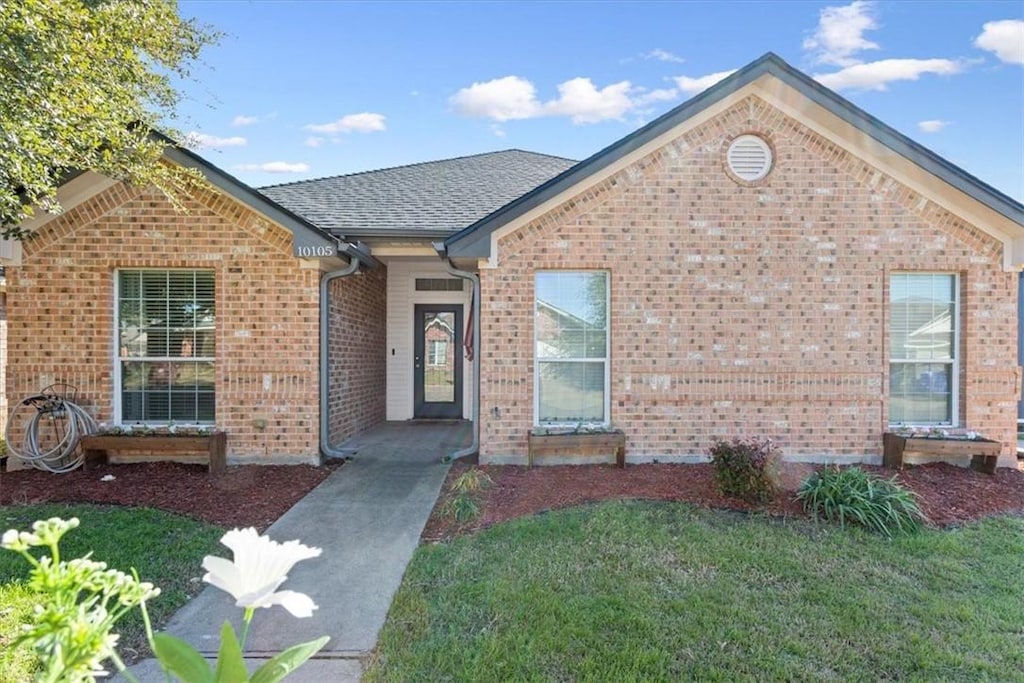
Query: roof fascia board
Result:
<box><xmin>16</xmin><ymin>171</ymin><xmax>120</xmax><ymax>232</ymax></box>
<box><xmin>760</xmin><ymin>59</ymin><xmax>1023</xmax><ymax>227</ymax></box>
<box><xmin>444</xmin><ymin>53</ymin><xmax>780</xmax><ymax>261</ymax></box>
<box><xmin>749</xmin><ymin>77</ymin><xmax>1024</xmax><ymax>270</ymax></box>
<box><xmin>474</xmin><ymin>85</ymin><xmax>750</xmax><ymax>266</ymax></box>
<box><xmin>161</xmin><ymin>145</ymin><xmax>340</xmax><ymax>259</ymax></box>
<box><xmin>341</xmin><ymin>227</ymin><xmax>456</xmax><ymax>241</ymax></box>
<box><xmin>446</xmin><ymin>52</ymin><xmax>1023</xmax><ymax>267</ymax></box>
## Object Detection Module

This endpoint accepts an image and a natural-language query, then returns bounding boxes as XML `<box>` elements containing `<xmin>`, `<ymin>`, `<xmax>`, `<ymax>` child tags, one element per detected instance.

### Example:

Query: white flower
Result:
<box><xmin>201</xmin><ymin>528</ymin><xmax>321</xmax><ymax>618</ymax></box>
<box><xmin>101</xmin><ymin>475</ymin><xmax>116</xmax><ymax>482</ymax></box>
<box><xmin>1</xmin><ymin>529</ymin><xmax>20</xmax><ymax>549</ymax></box>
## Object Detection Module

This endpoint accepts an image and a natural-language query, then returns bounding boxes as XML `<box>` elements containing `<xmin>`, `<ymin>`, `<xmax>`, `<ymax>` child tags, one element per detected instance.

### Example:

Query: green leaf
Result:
<box><xmin>152</xmin><ymin>632</ymin><xmax>214</xmax><ymax>683</ymax></box>
<box><xmin>213</xmin><ymin>620</ymin><xmax>249</xmax><ymax>683</ymax></box>
<box><xmin>250</xmin><ymin>636</ymin><xmax>330</xmax><ymax>683</ymax></box>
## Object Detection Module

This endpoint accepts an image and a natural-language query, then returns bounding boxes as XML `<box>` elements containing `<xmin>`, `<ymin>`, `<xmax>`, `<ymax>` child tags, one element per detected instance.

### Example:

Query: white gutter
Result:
<box><xmin>435</xmin><ymin>242</ymin><xmax>480</xmax><ymax>461</ymax></box>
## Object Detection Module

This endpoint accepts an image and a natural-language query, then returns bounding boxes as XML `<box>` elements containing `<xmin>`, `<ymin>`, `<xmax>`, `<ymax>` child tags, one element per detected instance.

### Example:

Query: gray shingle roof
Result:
<box><xmin>259</xmin><ymin>150</ymin><xmax>577</xmax><ymax>237</ymax></box>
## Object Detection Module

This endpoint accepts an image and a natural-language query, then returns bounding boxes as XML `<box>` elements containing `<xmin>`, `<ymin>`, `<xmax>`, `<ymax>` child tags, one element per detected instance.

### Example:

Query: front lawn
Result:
<box><xmin>0</xmin><ymin>503</ymin><xmax>224</xmax><ymax>681</ymax></box>
<box><xmin>367</xmin><ymin>501</ymin><xmax>1024</xmax><ymax>682</ymax></box>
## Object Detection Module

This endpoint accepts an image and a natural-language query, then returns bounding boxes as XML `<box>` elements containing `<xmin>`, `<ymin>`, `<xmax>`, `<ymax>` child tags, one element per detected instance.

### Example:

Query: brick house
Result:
<box><xmin>3</xmin><ymin>53</ymin><xmax>1023</xmax><ymax>469</ymax></box>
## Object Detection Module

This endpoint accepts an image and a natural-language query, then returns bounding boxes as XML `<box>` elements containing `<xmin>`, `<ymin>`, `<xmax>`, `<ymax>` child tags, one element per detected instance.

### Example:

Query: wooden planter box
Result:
<box><xmin>882</xmin><ymin>432</ymin><xmax>1002</xmax><ymax>474</ymax></box>
<box><xmin>527</xmin><ymin>430</ymin><xmax>626</xmax><ymax>467</ymax></box>
<box><xmin>79</xmin><ymin>432</ymin><xmax>227</xmax><ymax>474</ymax></box>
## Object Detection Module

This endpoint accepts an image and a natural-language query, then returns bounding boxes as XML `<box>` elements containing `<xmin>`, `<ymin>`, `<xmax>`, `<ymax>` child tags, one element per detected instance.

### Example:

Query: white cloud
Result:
<box><xmin>917</xmin><ymin>119</ymin><xmax>951</xmax><ymax>133</ymax></box>
<box><xmin>490</xmin><ymin>124</ymin><xmax>506</xmax><ymax>138</ymax></box>
<box><xmin>184</xmin><ymin>132</ymin><xmax>247</xmax><ymax>149</ymax></box>
<box><xmin>304</xmin><ymin>136</ymin><xmax>326</xmax><ymax>148</ymax></box>
<box><xmin>635</xmin><ymin>87</ymin><xmax>679</xmax><ymax>105</ymax></box>
<box><xmin>305</xmin><ymin>112</ymin><xmax>387</xmax><ymax>134</ymax></box>
<box><xmin>450</xmin><ymin>76</ymin><xmax>542</xmax><ymax>121</ymax></box>
<box><xmin>642</xmin><ymin>48</ymin><xmax>685</xmax><ymax>64</ymax></box>
<box><xmin>672</xmin><ymin>70</ymin><xmax>736</xmax><ymax>96</ymax></box>
<box><xmin>451</xmin><ymin>75</ymin><xmax>640</xmax><ymax>124</ymax></box>
<box><xmin>974</xmin><ymin>19</ymin><xmax>1024</xmax><ymax>64</ymax></box>
<box><xmin>544</xmin><ymin>77</ymin><xmax>635</xmax><ymax>124</ymax></box>
<box><xmin>803</xmin><ymin>1</ymin><xmax>880</xmax><ymax>67</ymax></box>
<box><xmin>231</xmin><ymin>115</ymin><xmax>260</xmax><ymax>127</ymax></box>
<box><xmin>815</xmin><ymin>58</ymin><xmax>963</xmax><ymax>91</ymax></box>
<box><xmin>234</xmin><ymin>161</ymin><xmax>310</xmax><ymax>174</ymax></box>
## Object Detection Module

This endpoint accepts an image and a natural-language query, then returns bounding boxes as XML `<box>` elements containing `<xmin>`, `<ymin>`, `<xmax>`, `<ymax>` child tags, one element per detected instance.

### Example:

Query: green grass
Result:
<box><xmin>0</xmin><ymin>503</ymin><xmax>224</xmax><ymax>680</ymax></box>
<box><xmin>366</xmin><ymin>501</ymin><xmax>1024</xmax><ymax>682</ymax></box>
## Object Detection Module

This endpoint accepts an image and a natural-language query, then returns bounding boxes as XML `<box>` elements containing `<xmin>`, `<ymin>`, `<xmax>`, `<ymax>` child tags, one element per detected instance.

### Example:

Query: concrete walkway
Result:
<box><xmin>120</xmin><ymin>421</ymin><xmax>470</xmax><ymax>682</ymax></box>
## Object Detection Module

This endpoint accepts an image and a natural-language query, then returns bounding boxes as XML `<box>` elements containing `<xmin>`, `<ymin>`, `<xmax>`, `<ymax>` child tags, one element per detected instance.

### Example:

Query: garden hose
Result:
<box><xmin>5</xmin><ymin>390</ymin><xmax>97</xmax><ymax>473</ymax></box>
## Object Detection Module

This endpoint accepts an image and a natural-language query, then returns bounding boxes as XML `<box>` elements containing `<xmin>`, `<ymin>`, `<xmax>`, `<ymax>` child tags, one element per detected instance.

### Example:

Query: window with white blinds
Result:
<box><xmin>535</xmin><ymin>271</ymin><xmax>609</xmax><ymax>425</ymax></box>
<box><xmin>889</xmin><ymin>272</ymin><xmax>958</xmax><ymax>425</ymax></box>
<box><xmin>116</xmin><ymin>270</ymin><xmax>215</xmax><ymax>424</ymax></box>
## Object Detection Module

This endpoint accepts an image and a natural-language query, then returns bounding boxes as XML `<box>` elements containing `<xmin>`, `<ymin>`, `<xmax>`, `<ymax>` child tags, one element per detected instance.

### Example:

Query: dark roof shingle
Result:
<box><xmin>259</xmin><ymin>149</ymin><xmax>576</xmax><ymax>237</ymax></box>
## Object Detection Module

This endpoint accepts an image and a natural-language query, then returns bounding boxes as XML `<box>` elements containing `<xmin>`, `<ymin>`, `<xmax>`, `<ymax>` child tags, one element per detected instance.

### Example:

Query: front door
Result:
<box><xmin>414</xmin><ymin>304</ymin><xmax>463</xmax><ymax>419</ymax></box>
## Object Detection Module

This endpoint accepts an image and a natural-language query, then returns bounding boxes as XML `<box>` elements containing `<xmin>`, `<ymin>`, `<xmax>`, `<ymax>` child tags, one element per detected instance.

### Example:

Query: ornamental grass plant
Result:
<box><xmin>796</xmin><ymin>466</ymin><xmax>925</xmax><ymax>537</ymax></box>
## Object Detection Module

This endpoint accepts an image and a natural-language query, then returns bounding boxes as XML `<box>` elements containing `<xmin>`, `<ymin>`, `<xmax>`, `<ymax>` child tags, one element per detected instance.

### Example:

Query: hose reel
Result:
<box><xmin>5</xmin><ymin>384</ymin><xmax>97</xmax><ymax>473</ymax></box>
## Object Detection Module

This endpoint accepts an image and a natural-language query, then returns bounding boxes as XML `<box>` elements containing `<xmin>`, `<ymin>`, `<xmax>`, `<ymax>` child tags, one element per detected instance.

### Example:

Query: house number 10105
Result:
<box><xmin>296</xmin><ymin>245</ymin><xmax>336</xmax><ymax>257</ymax></box>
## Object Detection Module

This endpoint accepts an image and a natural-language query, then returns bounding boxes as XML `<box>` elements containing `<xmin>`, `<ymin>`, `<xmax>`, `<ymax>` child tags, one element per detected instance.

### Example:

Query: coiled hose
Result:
<box><xmin>5</xmin><ymin>390</ymin><xmax>97</xmax><ymax>473</ymax></box>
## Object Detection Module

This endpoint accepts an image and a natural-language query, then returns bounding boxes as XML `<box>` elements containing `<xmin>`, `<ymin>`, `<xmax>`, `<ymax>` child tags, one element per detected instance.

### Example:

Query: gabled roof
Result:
<box><xmin>157</xmin><ymin>134</ymin><xmax>341</xmax><ymax>258</ymax></box>
<box><xmin>445</xmin><ymin>52</ymin><xmax>1024</xmax><ymax>260</ymax></box>
<box><xmin>10</xmin><ymin>133</ymin><xmax>355</xmax><ymax>265</ymax></box>
<box><xmin>259</xmin><ymin>150</ymin><xmax>576</xmax><ymax>239</ymax></box>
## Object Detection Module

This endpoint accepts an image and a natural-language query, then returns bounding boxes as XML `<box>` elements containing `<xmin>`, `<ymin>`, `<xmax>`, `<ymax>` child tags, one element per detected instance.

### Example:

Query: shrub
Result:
<box><xmin>796</xmin><ymin>466</ymin><xmax>925</xmax><ymax>537</ymax></box>
<box><xmin>708</xmin><ymin>437</ymin><xmax>781</xmax><ymax>503</ymax></box>
<box><xmin>441</xmin><ymin>467</ymin><xmax>493</xmax><ymax>523</ymax></box>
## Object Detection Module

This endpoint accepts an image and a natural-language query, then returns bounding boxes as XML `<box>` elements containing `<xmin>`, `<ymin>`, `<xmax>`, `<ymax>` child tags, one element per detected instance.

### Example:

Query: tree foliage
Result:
<box><xmin>0</xmin><ymin>0</ymin><xmax>218</xmax><ymax>238</ymax></box>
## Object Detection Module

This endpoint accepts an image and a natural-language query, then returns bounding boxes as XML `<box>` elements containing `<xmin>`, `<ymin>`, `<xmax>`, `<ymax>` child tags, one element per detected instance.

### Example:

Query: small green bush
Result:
<box><xmin>796</xmin><ymin>466</ymin><xmax>925</xmax><ymax>537</ymax></box>
<box><xmin>441</xmin><ymin>467</ymin><xmax>493</xmax><ymax>523</ymax></box>
<box><xmin>708</xmin><ymin>437</ymin><xmax>780</xmax><ymax>503</ymax></box>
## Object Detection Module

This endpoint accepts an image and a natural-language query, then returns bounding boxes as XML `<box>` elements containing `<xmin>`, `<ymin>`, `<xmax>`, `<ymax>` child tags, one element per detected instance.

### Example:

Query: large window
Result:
<box><xmin>117</xmin><ymin>270</ymin><xmax>215</xmax><ymax>424</ymax></box>
<box><xmin>535</xmin><ymin>271</ymin><xmax>609</xmax><ymax>425</ymax></box>
<box><xmin>889</xmin><ymin>272</ymin><xmax>958</xmax><ymax>425</ymax></box>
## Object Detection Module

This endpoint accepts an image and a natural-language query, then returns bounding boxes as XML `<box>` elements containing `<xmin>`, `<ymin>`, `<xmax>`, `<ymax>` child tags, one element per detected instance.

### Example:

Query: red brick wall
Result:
<box><xmin>479</xmin><ymin>95</ymin><xmax>1019</xmax><ymax>466</ymax></box>
<box><xmin>327</xmin><ymin>267</ymin><xmax>387</xmax><ymax>444</ymax></box>
<box><xmin>5</xmin><ymin>182</ymin><xmax>322</xmax><ymax>463</ymax></box>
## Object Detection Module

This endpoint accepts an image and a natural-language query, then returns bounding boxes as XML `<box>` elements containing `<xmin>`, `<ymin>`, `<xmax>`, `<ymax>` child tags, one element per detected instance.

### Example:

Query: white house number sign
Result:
<box><xmin>295</xmin><ymin>244</ymin><xmax>336</xmax><ymax>258</ymax></box>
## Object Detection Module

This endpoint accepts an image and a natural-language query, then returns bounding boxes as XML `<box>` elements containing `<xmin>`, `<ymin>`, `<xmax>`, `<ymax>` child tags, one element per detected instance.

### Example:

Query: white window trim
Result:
<box><xmin>427</xmin><ymin>339</ymin><xmax>448</xmax><ymax>366</ymax></box>
<box><xmin>888</xmin><ymin>271</ymin><xmax>960</xmax><ymax>428</ymax></box>
<box><xmin>113</xmin><ymin>268</ymin><xmax>216</xmax><ymax>426</ymax></box>
<box><xmin>533</xmin><ymin>270</ymin><xmax>611</xmax><ymax>428</ymax></box>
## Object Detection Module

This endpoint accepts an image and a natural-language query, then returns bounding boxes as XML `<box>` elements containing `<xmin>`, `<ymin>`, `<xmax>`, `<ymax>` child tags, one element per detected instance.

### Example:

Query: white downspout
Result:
<box><xmin>435</xmin><ymin>243</ymin><xmax>480</xmax><ymax>462</ymax></box>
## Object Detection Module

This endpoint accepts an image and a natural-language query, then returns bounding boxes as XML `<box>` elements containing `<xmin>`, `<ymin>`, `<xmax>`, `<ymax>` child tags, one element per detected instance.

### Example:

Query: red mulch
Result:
<box><xmin>0</xmin><ymin>460</ymin><xmax>340</xmax><ymax>531</ymax></box>
<box><xmin>4</xmin><ymin>457</ymin><xmax>1021</xmax><ymax>541</ymax></box>
<box><xmin>422</xmin><ymin>460</ymin><xmax>1024</xmax><ymax>541</ymax></box>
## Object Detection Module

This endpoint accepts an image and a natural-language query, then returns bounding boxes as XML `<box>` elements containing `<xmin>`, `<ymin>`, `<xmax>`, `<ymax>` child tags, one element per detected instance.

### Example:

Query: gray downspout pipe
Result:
<box><xmin>319</xmin><ymin>248</ymin><xmax>361</xmax><ymax>460</ymax></box>
<box><xmin>435</xmin><ymin>242</ymin><xmax>480</xmax><ymax>462</ymax></box>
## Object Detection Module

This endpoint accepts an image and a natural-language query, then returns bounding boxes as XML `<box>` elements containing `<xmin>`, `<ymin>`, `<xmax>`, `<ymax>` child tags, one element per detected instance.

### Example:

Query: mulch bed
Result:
<box><xmin>422</xmin><ymin>460</ymin><xmax>1024</xmax><ymax>542</ymax></box>
<box><xmin>0</xmin><ymin>460</ymin><xmax>340</xmax><ymax>531</ymax></box>
<box><xmin>4</xmin><ymin>457</ymin><xmax>1022</xmax><ymax>541</ymax></box>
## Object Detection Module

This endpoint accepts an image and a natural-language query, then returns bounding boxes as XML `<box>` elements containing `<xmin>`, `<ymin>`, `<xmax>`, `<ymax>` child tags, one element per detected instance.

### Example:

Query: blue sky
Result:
<box><xmin>175</xmin><ymin>1</ymin><xmax>1024</xmax><ymax>200</ymax></box>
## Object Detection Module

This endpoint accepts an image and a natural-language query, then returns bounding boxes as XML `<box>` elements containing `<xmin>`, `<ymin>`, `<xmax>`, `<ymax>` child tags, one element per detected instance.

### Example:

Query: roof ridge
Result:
<box><xmin>259</xmin><ymin>149</ymin><xmax>576</xmax><ymax>190</ymax></box>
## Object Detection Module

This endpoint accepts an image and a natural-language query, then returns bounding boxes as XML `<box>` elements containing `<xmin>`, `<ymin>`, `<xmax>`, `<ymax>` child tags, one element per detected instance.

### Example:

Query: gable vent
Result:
<box><xmin>727</xmin><ymin>135</ymin><xmax>773</xmax><ymax>181</ymax></box>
